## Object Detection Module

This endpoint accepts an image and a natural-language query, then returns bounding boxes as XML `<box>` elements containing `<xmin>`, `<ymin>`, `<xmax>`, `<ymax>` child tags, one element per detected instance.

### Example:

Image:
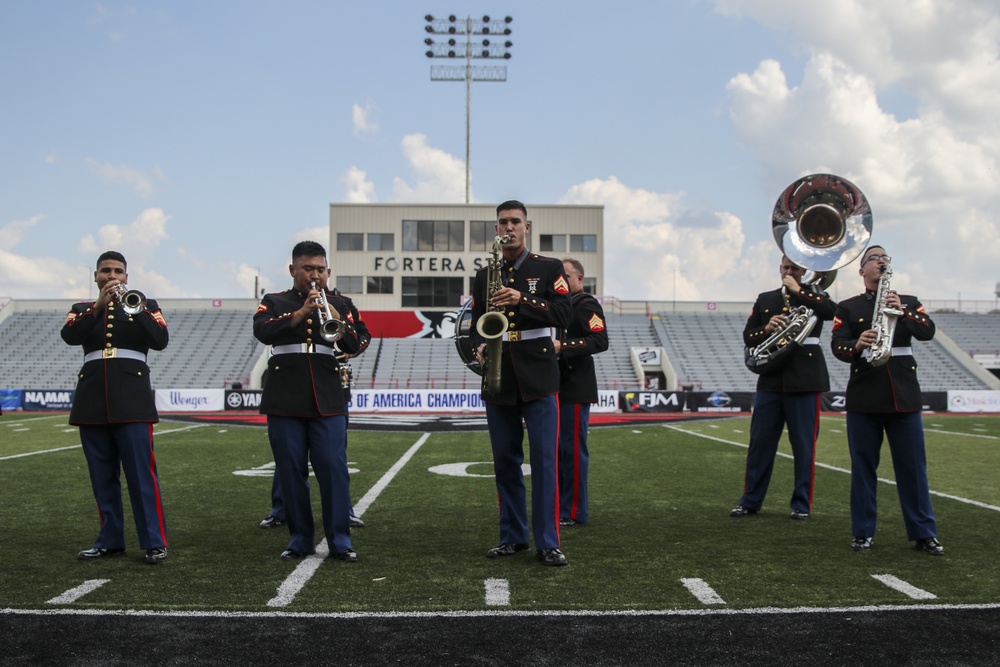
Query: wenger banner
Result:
<box><xmin>155</xmin><ymin>389</ymin><xmax>225</xmax><ymax>412</ymax></box>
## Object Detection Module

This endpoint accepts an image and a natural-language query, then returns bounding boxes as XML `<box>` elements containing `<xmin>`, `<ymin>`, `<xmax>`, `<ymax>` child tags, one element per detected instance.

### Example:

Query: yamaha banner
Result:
<box><xmin>225</xmin><ymin>389</ymin><xmax>263</xmax><ymax>410</ymax></box>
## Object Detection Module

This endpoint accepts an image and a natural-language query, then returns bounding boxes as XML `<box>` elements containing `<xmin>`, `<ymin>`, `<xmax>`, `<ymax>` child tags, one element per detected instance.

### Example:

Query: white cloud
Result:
<box><xmin>86</xmin><ymin>158</ymin><xmax>161</xmax><ymax>197</ymax></box>
<box><xmin>342</xmin><ymin>166</ymin><xmax>377</xmax><ymax>203</ymax></box>
<box><xmin>391</xmin><ymin>133</ymin><xmax>468</xmax><ymax>203</ymax></box>
<box><xmin>73</xmin><ymin>208</ymin><xmax>179</xmax><ymax>297</ymax></box>
<box><xmin>559</xmin><ymin>177</ymin><xmax>777</xmax><ymax>301</ymax></box>
<box><xmin>0</xmin><ymin>215</ymin><xmax>44</xmax><ymax>250</ymax></box>
<box><xmin>720</xmin><ymin>1</ymin><xmax>1000</xmax><ymax>301</ymax></box>
<box><xmin>352</xmin><ymin>102</ymin><xmax>379</xmax><ymax>135</ymax></box>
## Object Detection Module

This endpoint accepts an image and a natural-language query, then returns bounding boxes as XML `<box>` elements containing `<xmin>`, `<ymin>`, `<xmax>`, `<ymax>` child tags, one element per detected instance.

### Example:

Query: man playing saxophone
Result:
<box><xmin>731</xmin><ymin>255</ymin><xmax>836</xmax><ymax>520</ymax></box>
<box><xmin>831</xmin><ymin>245</ymin><xmax>943</xmax><ymax>555</ymax></box>
<box><xmin>470</xmin><ymin>200</ymin><xmax>572</xmax><ymax>566</ymax></box>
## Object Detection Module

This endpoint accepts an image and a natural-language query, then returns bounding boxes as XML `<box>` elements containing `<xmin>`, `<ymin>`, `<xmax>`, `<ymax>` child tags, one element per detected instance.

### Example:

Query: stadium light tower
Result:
<box><xmin>424</xmin><ymin>14</ymin><xmax>513</xmax><ymax>203</ymax></box>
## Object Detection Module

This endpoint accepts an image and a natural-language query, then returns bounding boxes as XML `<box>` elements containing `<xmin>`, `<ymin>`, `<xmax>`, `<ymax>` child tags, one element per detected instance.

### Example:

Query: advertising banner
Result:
<box><xmin>350</xmin><ymin>389</ymin><xmax>486</xmax><ymax>413</ymax></box>
<box><xmin>0</xmin><ymin>389</ymin><xmax>23</xmax><ymax>411</ymax></box>
<box><xmin>593</xmin><ymin>390</ymin><xmax>619</xmax><ymax>413</ymax></box>
<box><xmin>619</xmin><ymin>391</ymin><xmax>685</xmax><ymax>413</ymax></box>
<box><xmin>21</xmin><ymin>389</ymin><xmax>75</xmax><ymax>411</ymax></box>
<box><xmin>823</xmin><ymin>391</ymin><xmax>948</xmax><ymax>412</ymax></box>
<box><xmin>947</xmin><ymin>390</ymin><xmax>1000</xmax><ymax>413</ymax></box>
<box><xmin>687</xmin><ymin>391</ymin><xmax>754</xmax><ymax>413</ymax></box>
<box><xmin>155</xmin><ymin>389</ymin><xmax>225</xmax><ymax>412</ymax></box>
<box><xmin>224</xmin><ymin>389</ymin><xmax>263</xmax><ymax>411</ymax></box>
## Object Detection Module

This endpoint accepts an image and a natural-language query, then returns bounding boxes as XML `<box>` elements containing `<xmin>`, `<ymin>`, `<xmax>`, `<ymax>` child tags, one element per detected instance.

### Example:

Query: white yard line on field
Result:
<box><xmin>484</xmin><ymin>578</ymin><xmax>510</xmax><ymax>606</ymax></box>
<box><xmin>266</xmin><ymin>432</ymin><xmax>431</xmax><ymax>609</ymax></box>
<box><xmin>0</xmin><ymin>423</ymin><xmax>207</xmax><ymax>462</ymax></box>
<box><xmin>16</xmin><ymin>601</ymin><xmax>1000</xmax><ymax>619</ymax></box>
<box><xmin>662</xmin><ymin>424</ymin><xmax>1000</xmax><ymax>513</ymax></box>
<box><xmin>871</xmin><ymin>574</ymin><xmax>937</xmax><ymax>600</ymax></box>
<box><xmin>680</xmin><ymin>578</ymin><xmax>726</xmax><ymax>605</ymax></box>
<box><xmin>46</xmin><ymin>579</ymin><xmax>111</xmax><ymax>605</ymax></box>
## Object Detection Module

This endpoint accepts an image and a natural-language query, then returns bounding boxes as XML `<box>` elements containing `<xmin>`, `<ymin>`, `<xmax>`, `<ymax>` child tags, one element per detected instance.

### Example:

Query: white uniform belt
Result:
<box><xmin>272</xmin><ymin>343</ymin><xmax>337</xmax><ymax>356</ymax></box>
<box><xmin>801</xmin><ymin>337</ymin><xmax>820</xmax><ymax>346</ymax></box>
<box><xmin>502</xmin><ymin>328</ymin><xmax>551</xmax><ymax>342</ymax></box>
<box><xmin>84</xmin><ymin>348</ymin><xmax>146</xmax><ymax>363</ymax></box>
<box><xmin>892</xmin><ymin>346</ymin><xmax>913</xmax><ymax>356</ymax></box>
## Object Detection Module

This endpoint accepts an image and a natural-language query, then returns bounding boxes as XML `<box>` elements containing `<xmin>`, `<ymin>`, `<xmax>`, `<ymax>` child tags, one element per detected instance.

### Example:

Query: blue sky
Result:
<box><xmin>2</xmin><ymin>1</ymin><xmax>999</xmax><ymax>305</ymax></box>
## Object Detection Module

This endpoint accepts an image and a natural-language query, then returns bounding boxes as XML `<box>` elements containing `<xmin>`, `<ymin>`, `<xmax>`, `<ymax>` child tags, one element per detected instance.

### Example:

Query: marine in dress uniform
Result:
<box><xmin>259</xmin><ymin>289</ymin><xmax>371</xmax><ymax>530</ymax></box>
<box><xmin>470</xmin><ymin>201</ymin><xmax>572</xmax><ymax>566</ymax></box>
<box><xmin>830</xmin><ymin>245</ymin><xmax>943</xmax><ymax>555</ymax></box>
<box><xmin>61</xmin><ymin>251</ymin><xmax>169</xmax><ymax>564</ymax></box>
<box><xmin>253</xmin><ymin>241</ymin><xmax>365</xmax><ymax>562</ymax></box>
<box><xmin>556</xmin><ymin>259</ymin><xmax>608</xmax><ymax>527</ymax></box>
<box><xmin>732</xmin><ymin>257</ymin><xmax>835</xmax><ymax>519</ymax></box>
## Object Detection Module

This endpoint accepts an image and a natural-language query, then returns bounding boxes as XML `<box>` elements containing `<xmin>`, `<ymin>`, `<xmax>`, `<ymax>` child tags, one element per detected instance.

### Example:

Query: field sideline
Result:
<box><xmin>2</xmin><ymin>411</ymin><xmax>1000</xmax><ymax>615</ymax></box>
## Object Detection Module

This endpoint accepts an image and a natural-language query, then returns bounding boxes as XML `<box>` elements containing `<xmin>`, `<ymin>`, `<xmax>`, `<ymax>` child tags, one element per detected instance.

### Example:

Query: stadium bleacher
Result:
<box><xmin>1</xmin><ymin>299</ymin><xmax>997</xmax><ymax>393</ymax></box>
<box><xmin>0</xmin><ymin>303</ymin><xmax>263</xmax><ymax>390</ymax></box>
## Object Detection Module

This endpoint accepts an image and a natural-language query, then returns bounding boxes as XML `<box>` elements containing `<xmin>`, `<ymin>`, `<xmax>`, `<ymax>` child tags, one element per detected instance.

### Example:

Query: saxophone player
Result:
<box><xmin>731</xmin><ymin>256</ymin><xmax>836</xmax><ymax>520</ymax></box>
<box><xmin>470</xmin><ymin>200</ymin><xmax>572</xmax><ymax>566</ymax></box>
<box><xmin>831</xmin><ymin>245</ymin><xmax>943</xmax><ymax>555</ymax></box>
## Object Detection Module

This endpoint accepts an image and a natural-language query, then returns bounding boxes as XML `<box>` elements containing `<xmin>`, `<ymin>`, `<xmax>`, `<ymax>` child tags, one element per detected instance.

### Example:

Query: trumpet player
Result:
<box><xmin>61</xmin><ymin>250</ymin><xmax>169</xmax><ymax>564</ymax></box>
<box><xmin>831</xmin><ymin>246</ymin><xmax>942</xmax><ymax>555</ymax></box>
<box><xmin>731</xmin><ymin>256</ymin><xmax>835</xmax><ymax>521</ymax></box>
<box><xmin>470</xmin><ymin>200</ymin><xmax>572</xmax><ymax>566</ymax></box>
<box><xmin>253</xmin><ymin>241</ymin><xmax>366</xmax><ymax>562</ymax></box>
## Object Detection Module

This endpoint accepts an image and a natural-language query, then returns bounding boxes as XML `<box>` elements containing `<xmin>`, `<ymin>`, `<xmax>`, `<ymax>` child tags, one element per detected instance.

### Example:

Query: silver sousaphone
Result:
<box><xmin>745</xmin><ymin>173</ymin><xmax>873</xmax><ymax>374</ymax></box>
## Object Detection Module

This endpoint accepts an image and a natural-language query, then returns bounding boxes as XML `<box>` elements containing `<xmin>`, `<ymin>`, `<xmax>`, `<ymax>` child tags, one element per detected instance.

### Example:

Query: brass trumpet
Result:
<box><xmin>311</xmin><ymin>281</ymin><xmax>345</xmax><ymax>342</ymax></box>
<box><xmin>110</xmin><ymin>283</ymin><xmax>145</xmax><ymax>315</ymax></box>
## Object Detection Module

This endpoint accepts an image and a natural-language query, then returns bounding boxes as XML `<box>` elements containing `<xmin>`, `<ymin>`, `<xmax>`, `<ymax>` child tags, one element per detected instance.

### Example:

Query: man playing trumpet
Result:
<box><xmin>62</xmin><ymin>250</ymin><xmax>170</xmax><ymax>565</ymax></box>
<box><xmin>253</xmin><ymin>240</ymin><xmax>366</xmax><ymax>562</ymax></box>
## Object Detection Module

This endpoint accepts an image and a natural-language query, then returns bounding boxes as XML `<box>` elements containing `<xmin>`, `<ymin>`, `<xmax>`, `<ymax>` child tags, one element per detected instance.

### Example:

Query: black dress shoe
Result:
<box><xmin>537</xmin><ymin>548</ymin><xmax>568</xmax><ymax>567</ymax></box>
<box><xmin>331</xmin><ymin>549</ymin><xmax>358</xmax><ymax>563</ymax></box>
<box><xmin>790</xmin><ymin>510</ymin><xmax>810</xmax><ymax>520</ymax></box>
<box><xmin>77</xmin><ymin>547</ymin><xmax>126</xmax><ymax>560</ymax></box>
<box><xmin>144</xmin><ymin>547</ymin><xmax>167</xmax><ymax>565</ymax></box>
<box><xmin>850</xmin><ymin>536</ymin><xmax>873</xmax><ymax>551</ymax></box>
<box><xmin>349</xmin><ymin>515</ymin><xmax>365</xmax><ymax>529</ymax></box>
<box><xmin>280</xmin><ymin>548</ymin><xmax>316</xmax><ymax>560</ymax></box>
<box><xmin>259</xmin><ymin>515</ymin><xmax>284</xmax><ymax>529</ymax></box>
<box><xmin>486</xmin><ymin>543</ymin><xmax>529</xmax><ymax>558</ymax></box>
<box><xmin>560</xmin><ymin>518</ymin><xmax>583</xmax><ymax>527</ymax></box>
<box><xmin>729</xmin><ymin>505</ymin><xmax>758</xmax><ymax>517</ymax></box>
<box><xmin>915</xmin><ymin>537</ymin><xmax>944</xmax><ymax>556</ymax></box>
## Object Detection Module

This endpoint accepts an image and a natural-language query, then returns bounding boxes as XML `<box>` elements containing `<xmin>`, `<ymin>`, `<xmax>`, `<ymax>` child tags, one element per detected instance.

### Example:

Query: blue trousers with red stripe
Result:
<box><xmin>267</xmin><ymin>414</ymin><xmax>352</xmax><ymax>555</ymax></box>
<box><xmin>485</xmin><ymin>395</ymin><xmax>560</xmax><ymax>550</ymax></box>
<box><xmin>846</xmin><ymin>410</ymin><xmax>937</xmax><ymax>541</ymax></box>
<box><xmin>79</xmin><ymin>423</ymin><xmax>168</xmax><ymax>550</ymax></box>
<box><xmin>738</xmin><ymin>391</ymin><xmax>820</xmax><ymax>514</ymax></box>
<box><xmin>558</xmin><ymin>402</ymin><xmax>591</xmax><ymax>523</ymax></box>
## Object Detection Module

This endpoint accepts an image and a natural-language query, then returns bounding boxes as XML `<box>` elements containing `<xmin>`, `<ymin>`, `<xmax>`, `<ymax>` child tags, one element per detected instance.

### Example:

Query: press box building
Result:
<box><xmin>327</xmin><ymin>203</ymin><xmax>605</xmax><ymax>314</ymax></box>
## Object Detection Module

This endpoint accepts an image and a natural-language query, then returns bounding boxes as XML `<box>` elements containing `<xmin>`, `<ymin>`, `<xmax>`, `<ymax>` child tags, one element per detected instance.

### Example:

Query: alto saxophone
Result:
<box><xmin>863</xmin><ymin>259</ymin><xmax>903</xmax><ymax>367</ymax></box>
<box><xmin>476</xmin><ymin>235</ymin><xmax>511</xmax><ymax>395</ymax></box>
